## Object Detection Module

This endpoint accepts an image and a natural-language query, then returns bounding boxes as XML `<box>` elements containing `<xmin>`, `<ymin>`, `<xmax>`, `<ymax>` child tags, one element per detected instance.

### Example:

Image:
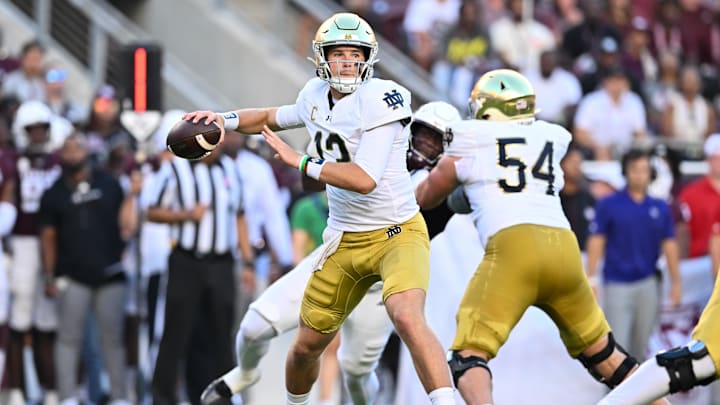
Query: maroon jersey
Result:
<box><xmin>12</xmin><ymin>151</ymin><xmax>61</xmax><ymax>235</ymax></box>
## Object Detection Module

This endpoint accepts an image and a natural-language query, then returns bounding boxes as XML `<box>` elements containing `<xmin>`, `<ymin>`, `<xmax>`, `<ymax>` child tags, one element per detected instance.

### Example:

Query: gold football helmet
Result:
<box><xmin>312</xmin><ymin>13</ymin><xmax>378</xmax><ymax>93</ymax></box>
<box><xmin>468</xmin><ymin>69</ymin><xmax>537</xmax><ymax>121</ymax></box>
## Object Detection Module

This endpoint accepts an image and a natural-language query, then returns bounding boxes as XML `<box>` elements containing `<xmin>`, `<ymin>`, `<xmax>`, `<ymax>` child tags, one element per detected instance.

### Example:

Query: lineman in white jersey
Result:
<box><xmin>185</xmin><ymin>13</ymin><xmax>455</xmax><ymax>405</ymax></box>
<box><xmin>199</xmin><ymin>101</ymin><xmax>460</xmax><ymax>405</ymax></box>
<box><xmin>415</xmin><ymin>69</ymin><xmax>669</xmax><ymax>405</ymax></box>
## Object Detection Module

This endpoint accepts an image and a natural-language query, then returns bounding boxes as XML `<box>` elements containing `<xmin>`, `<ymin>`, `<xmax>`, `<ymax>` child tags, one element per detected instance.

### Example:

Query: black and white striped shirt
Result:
<box><xmin>144</xmin><ymin>155</ymin><xmax>244</xmax><ymax>256</ymax></box>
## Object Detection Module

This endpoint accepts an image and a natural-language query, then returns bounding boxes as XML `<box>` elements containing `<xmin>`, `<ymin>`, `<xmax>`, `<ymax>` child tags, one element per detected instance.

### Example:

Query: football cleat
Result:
<box><xmin>200</xmin><ymin>368</ymin><xmax>261</xmax><ymax>405</ymax></box>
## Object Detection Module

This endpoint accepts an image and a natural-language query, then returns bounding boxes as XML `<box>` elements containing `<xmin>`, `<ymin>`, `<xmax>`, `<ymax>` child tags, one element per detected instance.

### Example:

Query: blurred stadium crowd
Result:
<box><xmin>0</xmin><ymin>0</ymin><xmax>719</xmax><ymax>404</ymax></box>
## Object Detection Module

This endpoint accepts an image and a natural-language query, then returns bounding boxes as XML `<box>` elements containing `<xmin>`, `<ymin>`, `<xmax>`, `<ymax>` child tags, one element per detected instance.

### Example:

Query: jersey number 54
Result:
<box><xmin>497</xmin><ymin>138</ymin><xmax>555</xmax><ymax>196</ymax></box>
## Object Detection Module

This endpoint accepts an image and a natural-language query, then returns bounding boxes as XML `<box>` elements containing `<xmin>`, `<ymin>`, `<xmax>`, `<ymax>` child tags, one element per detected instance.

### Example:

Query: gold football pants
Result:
<box><xmin>301</xmin><ymin>213</ymin><xmax>430</xmax><ymax>334</ymax></box>
<box><xmin>452</xmin><ymin>224</ymin><xmax>611</xmax><ymax>359</ymax></box>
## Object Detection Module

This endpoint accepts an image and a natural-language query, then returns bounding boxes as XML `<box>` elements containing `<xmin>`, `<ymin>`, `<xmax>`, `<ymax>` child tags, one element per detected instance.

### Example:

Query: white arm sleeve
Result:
<box><xmin>354</xmin><ymin>122</ymin><xmax>403</xmax><ymax>184</ymax></box>
<box><xmin>275</xmin><ymin>104</ymin><xmax>304</xmax><ymax>129</ymax></box>
<box><xmin>0</xmin><ymin>201</ymin><xmax>17</xmax><ymax>237</ymax></box>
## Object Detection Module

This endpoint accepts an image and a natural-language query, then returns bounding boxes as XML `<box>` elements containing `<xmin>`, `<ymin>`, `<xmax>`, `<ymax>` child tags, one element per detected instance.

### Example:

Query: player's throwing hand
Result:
<box><xmin>261</xmin><ymin>125</ymin><xmax>301</xmax><ymax>168</ymax></box>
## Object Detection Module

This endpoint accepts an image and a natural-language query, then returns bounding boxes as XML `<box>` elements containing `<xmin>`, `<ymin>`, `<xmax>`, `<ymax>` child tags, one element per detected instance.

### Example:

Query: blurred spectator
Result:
<box><xmin>535</xmin><ymin>0</ymin><xmax>584</xmax><ymax>43</ymax></box>
<box><xmin>661</xmin><ymin>65</ymin><xmax>716</xmax><ymax>143</ymax></box>
<box><xmin>85</xmin><ymin>85</ymin><xmax>134</xmax><ymax>168</ymax></box>
<box><xmin>559</xmin><ymin>146</ymin><xmax>595</xmax><ymax>251</ymax></box>
<box><xmin>574</xmin><ymin>67</ymin><xmax>647</xmax><ymax>160</ymax></box>
<box><xmin>0</xmin><ymin>138</ymin><xmax>16</xmax><ymax>388</ymax></box>
<box><xmin>489</xmin><ymin>0</ymin><xmax>556</xmax><ymax>71</ymax></box>
<box><xmin>43</xmin><ymin>63</ymin><xmax>87</xmax><ymax>126</ymax></box>
<box><xmin>478</xmin><ymin>0</ymin><xmax>506</xmax><ymax>26</ymax></box>
<box><xmin>432</xmin><ymin>0</ymin><xmax>495</xmax><ymax>109</ymax></box>
<box><xmin>2</xmin><ymin>40</ymin><xmax>46</xmax><ymax>103</ymax></box>
<box><xmin>229</xmin><ymin>134</ymin><xmax>294</xmax><ymax>283</ymax></box>
<box><xmin>402</xmin><ymin>0</ymin><xmax>461</xmax><ymax>70</ymax></box>
<box><xmin>710</xmin><ymin>210</ymin><xmax>720</xmax><ymax>277</ymax></box>
<box><xmin>39</xmin><ymin>133</ymin><xmax>139</xmax><ymax>405</ymax></box>
<box><xmin>676</xmin><ymin>134</ymin><xmax>720</xmax><ymax>259</ymax></box>
<box><xmin>606</xmin><ymin>0</ymin><xmax>633</xmax><ymax>38</ymax></box>
<box><xmin>620</xmin><ymin>17</ymin><xmax>658</xmax><ymax>96</ymax></box>
<box><xmin>645</xmin><ymin>51</ymin><xmax>680</xmax><ymax>132</ymax></box>
<box><xmin>0</xmin><ymin>95</ymin><xmax>20</xmax><ymax>135</ymax></box>
<box><xmin>677</xmin><ymin>0</ymin><xmax>715</xmax><ymax>65</ymax></box>
<box><xmin>290</xmin><ymin>191</ymin><xmax>328</xmax><ymax>264</ymax></box>
<box><xmin>6</xmin><ymin>100</ymin><xmax>61</xmax><ymax>405</ymax></box>
<box><xmin>586</xmin><ymin>149</ymin><xmax>681</xmax><ymax>360</ymax></box>
<box><xmin>0</xmin><ymin>27</ymin><xmax>20</xmax><ymax>82</ymax></box>
<box><xmin>523</xmin><ymin>49</ymin><xmax>582</xmax><ymax>125</ymax></box>
<box><xmin>650</xmin><ymin>0</ymin><xmax>684</xmax><ymax>59</ymax></box>
<box><xmin>0</xmin><ymin>115</ymin><xmax>12</xmax><ymax>151</ymax></box>
<box><xmin>577</xmin><ymin>36</ymin><xmax>632</xmax><ymax>95</ymax></box>
<box><xmin>562</xmin><ymin>0</ymin><xmax>620</xmax><ymax>60</ymax></box>
<box><xmin>147</xmin><ymin>145</ymin><xmax>254</xmax><ymax>405</ymax></box>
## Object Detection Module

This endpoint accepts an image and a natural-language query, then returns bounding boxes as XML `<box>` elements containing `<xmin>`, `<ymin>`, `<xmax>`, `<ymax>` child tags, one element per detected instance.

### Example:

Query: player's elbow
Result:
<box><xmin>355</xmin><ymin>177</ymin><xmax>377</xmax><ymax>195</ymax></box>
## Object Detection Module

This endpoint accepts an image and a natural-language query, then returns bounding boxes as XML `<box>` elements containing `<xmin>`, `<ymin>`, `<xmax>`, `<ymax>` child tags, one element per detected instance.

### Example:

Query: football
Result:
<box><xmin>166</xmin><ymin>119</ymin><xmax>222</xmax><ymax>160</ymax></box>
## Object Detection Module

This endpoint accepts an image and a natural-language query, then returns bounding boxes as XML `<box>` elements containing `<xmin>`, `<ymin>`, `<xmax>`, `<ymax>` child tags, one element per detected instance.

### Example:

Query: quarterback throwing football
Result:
<box><xmin>185</xmin><ymin>13</ymin><xmax>455</xmax><ymax>405</ymax></box>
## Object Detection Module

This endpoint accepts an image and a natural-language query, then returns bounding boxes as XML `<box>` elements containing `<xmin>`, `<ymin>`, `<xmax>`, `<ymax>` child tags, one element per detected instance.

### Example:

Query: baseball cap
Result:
<box><xmin>600</xmin><ymin>37</ymin><xmax>619</xmax><ymax>54</ymax></box>
<box><xmin>704</xmin><ymin>133</ymin><xmax>720</xmax><ymax>157</ymax></box>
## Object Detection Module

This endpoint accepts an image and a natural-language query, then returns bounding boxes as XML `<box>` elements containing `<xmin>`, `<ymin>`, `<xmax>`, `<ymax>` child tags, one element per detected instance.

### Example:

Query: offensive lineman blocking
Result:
<box><xmin>185</xmin><ymin>13</ymin><xmax>455</xmax><ymax>405</ymax></box>
<box><xmin>415</xmin><ymin>69</ymin><xmax>669</xmax><ymax>405</ymax></box>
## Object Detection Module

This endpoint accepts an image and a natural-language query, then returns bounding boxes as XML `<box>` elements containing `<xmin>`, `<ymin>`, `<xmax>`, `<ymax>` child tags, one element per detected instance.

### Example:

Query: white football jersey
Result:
<box><xmin>446</xmin><ymin>119</ymin><xmax>571</xmax><ymax>246</ymax></box>
<box><xmin>295</xmin><ymin>78</ymin><xmax>417</xmax><ymax>232</ymax></box>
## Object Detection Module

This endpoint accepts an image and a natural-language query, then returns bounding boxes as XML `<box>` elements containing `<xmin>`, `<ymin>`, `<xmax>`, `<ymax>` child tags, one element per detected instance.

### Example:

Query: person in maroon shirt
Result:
<box><xmin>0</xmin><ymin>144</ymin><xmax>17</xmax><ymax>388</ymax></box>
<box><xmin>677</xmin><ymin>134</ymin><xmax>720</xmax><ymax>260</ymax></box>
<box><xmin>677</xmin><ymin>0</ymin><xmax>715</xmax><ymax>65</ymax></box>
<box><xmin>5</xmin><ymin>101</ymin><xmax>61</xmax><ymax>405</ymax></box>
<box><xmin>650</xmin><ymin>0</ymin><xmax>684</xmax><ymax>59</ymax></box>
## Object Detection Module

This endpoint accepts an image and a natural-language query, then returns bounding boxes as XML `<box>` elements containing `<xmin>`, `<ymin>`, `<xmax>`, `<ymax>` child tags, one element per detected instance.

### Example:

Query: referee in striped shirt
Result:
<box><xmin>145</xmin><ymin>143</ymin><xmax>254</xmax><ymax>405</ymax></box>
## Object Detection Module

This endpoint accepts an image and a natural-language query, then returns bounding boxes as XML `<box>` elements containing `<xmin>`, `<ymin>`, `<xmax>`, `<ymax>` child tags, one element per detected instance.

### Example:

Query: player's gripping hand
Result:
<box><xmin>183</xmin><ymin>110</ymin><xmax>226</xmax><ymax>145</ymax></box>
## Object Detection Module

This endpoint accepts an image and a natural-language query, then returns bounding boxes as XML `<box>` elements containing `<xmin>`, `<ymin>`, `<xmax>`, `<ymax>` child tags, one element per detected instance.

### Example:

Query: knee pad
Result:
<box><xmin>447</xmin><ymin>350</ymin><xmax>492</xmax><ymax>387</ymax></box>
<box><xmin>578</xmin><ymin>332</ymin><xmax>638</xmax><ymax>389</ymax></box>
<box><xmin>239</xmin><ymin>309</ymin><xmax>277</xmax><ymax>343</ymax></box>
<box><xmin>656</xmin><ymin>340</ymin><xmax>717</xmax><ymax>393</ymax></box>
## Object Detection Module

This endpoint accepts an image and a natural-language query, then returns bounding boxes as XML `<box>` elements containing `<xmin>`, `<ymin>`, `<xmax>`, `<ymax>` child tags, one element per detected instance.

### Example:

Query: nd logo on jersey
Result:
<box><xmin>383</xmin><ymin>90</ymin><xmax>404</xmax><ymax>110</ymax></box>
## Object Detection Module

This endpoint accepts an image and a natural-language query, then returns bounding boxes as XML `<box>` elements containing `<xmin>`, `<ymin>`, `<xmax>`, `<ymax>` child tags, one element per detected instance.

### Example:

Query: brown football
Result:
<box><xmin>166</xmin><ymin>119</ymin><xmax>221</xmax><ymax>160</ymax></box>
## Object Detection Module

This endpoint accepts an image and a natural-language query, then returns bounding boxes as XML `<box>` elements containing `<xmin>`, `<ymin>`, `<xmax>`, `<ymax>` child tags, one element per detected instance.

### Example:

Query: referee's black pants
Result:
<box><xmin>152</xmin><ymin>248</ymin><xmax>235</xmax><ymax>405</ymax></box>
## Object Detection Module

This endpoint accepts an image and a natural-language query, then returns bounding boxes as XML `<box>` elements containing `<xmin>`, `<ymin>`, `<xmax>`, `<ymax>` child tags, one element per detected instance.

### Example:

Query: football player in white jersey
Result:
<box><xmin>415</xmin><ymin>69</ymin><xmax>670</xmax><ymax>405</ymax></box>
<box><xmin>185</xmin><ymin>13</ymin><xmax>455</xmax><ymax>405</ymax></box>
<box><xmin>199</xmin><ymin>101</ymin><xmax>460</xmax><ymax>405</ymax></box>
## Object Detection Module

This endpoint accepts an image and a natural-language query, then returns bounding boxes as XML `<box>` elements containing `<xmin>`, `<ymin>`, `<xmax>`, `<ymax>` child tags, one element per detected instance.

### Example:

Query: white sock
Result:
<box><xmin>286</xmin><ymin>391</ymin><xmax>311</xmax><ymax>405</ymax></box>
<box><xmin>343</xmin><ymin>371</ymin><xmax>379</xmax><ymax>405</ymax></box>
<box><xmin>428</xmin><ymin>386</ymin><xmax>456</xmax><ymax>405</ymax></box>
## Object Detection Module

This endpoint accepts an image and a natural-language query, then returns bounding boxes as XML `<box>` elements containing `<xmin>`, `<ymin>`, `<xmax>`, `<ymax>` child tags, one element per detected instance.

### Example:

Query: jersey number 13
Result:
<box><xmin>497</xmin><ymin>138</ymin><xmax>555</xmax><ymax>196</ymax></box>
